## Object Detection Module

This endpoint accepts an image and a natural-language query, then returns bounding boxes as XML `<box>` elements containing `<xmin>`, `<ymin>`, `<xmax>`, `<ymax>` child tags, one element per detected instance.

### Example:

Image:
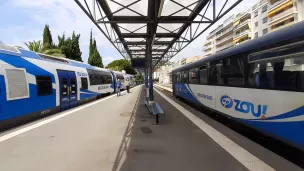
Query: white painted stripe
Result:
<box><xmin>154</xmin><ymin>84</ymin><xmax>172</xmax><ymax>92</ymax></box>
<box><xmin>0</xmin><ymin>86</ymin><xmax>141</xmax><ymax>143</ymax></box>
<box><xmin>154</xmin><ymin>88</ymin><xmax>274</xmax><ymax>171</ymax></box>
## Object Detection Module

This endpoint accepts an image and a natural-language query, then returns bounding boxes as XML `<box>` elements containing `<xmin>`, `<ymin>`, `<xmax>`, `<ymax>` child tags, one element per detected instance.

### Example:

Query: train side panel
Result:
<box><xmin>0</xmin><ymin>47</ymin><xmax>115</xmax><ymax>130</ymax></box>
<box><xmin>174</xmin><ymin>83</ymin><xmax>304</xmax><ymax>150</ymax></box>
<box><xmin>0</xmin><ymin>50</ymin><xmax>58</xmax><ymax>122</ymax></box>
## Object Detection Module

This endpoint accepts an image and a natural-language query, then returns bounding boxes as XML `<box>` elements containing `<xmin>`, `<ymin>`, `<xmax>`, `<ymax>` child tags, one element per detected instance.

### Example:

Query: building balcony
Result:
<box><xmin>203</xmin><ymin>45</ymin><xmax>212</xmax><ymax>52</ymax></box>
<box><xmin>269</xmin><ymin>0</ymin><xmax>292</xmax><ymax>11</ymax></box>
<box><xmin>233</xmin><ymin>30</ymin><xmax>251</xmax><ymax>40</ymax></box>
<box><xmin>234</xmin><ymin>12</ymin><xmax>250</xmax><ymax>22</ymax></box>
<box><xmin>216</xmin><ymin>35</ymin><xmax>233</xmax><ymax>46</ymax></box>
<box><xmin>270</xmin><ymin>20</ymin><xmax>295</xmax><ymax>32</ymax></box>
<box><xmin>215</xmin><ymin>27</ymin><xmax>234</xmax><ymax>39</ymax></box>
<box><xmin>234</xmin><ymin>19</ymin><xmax>251</xmax><ymax>31</ymax></box>
<box><xmin>204</xmin><ymin>39</ymin><xmax>212</xmax><ymax>46</ymax></box>
<box><xmin>204</xmin><ymin>51</ymin><xmax>212</xmax><ymax>56</ymax></box>
<box><xmin>268</xmin><ymin>7</ymin><xmax>296</xmax><ymax>24</ymax></box>
<box><xmin>216</xmin><ymin>42</ymin><xmax>234</xmax><ymax>52</ymax></box>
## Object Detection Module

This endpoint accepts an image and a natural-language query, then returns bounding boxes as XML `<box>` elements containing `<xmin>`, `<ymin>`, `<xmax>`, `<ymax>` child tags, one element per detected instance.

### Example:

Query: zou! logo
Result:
<box><xmin>221</xmin><ymin>95</ymin><xmax>268</xmax><ymax>119</ymax></box>
<box><xmin>221</xmin><ymin>95</ymin><xmax>233</xmax><ymax>108</ymax></box>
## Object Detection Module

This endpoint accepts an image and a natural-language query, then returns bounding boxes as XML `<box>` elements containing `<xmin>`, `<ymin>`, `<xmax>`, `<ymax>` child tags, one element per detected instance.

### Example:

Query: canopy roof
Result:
<box><xmin>74</xmin><ymin>0</ymin><xmax>242</xmax><ymax>70</ymax></box>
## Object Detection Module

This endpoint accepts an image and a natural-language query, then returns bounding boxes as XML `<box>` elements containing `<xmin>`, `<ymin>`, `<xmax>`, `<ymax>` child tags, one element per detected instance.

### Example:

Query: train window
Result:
<box><xmin>117</xmin><ymin>74</ymin><xmax>125</xmax><ymax>83</ymax></box>
<box><xmin>5</xmin><ymin>68</ymin><xmax>29</xmax><ymax>100</ymax></box>
<box><xmin>249</xmin><ymin>58</ymin><xmax>304</xmax><ymax>91</ymax></box>
<box><xmin>209</xmin><ymin>61</ymin><xmax>224</xmax><ymax>85</ymax></box>
<box><xmin>199</xmin><ymin>68</ymin><xmax>208</xmax><ymax>84</ymax></box>
<box><xmin>248</xmin><ymin>41</ymin><xmax>304</xmax><ymax>91</ymax></box>
<box><xmin>107</xmin><ymin>75</ymin><xmax>113</xmax><ymax>84</ymax></box>
<box><xmin>70</xmin><ymin>78</ymin><xmax>76</xmax><ymax>94</ymax></box>
<box><xmin>61</xmin><ymin>78</ymin><xmax>68</xmax><ymax>95</ymax></box>
<box><xmin>209</xmin><ymin>66</ymin><xmax>217</xmax><ymax>84</ymax></box>
<box><xmin>176</xmin><ymin>72</ymin><xmax>181</xmax><ymax>83</ymax></box>
<box><xmin>87</xmin><ymin>69</ymin><xmax>95</xmax><ymax>85</ymax></box>
<box><xmin>36</xmin><ymin>76</ymin><xmax>52</xmax><ymax>96</ymax></box>
<box><xmin>181</xmin><ymin>70</ymin><xmax>188</xmax><ymax>83</ymax></box>
<box><xmin>81</xmin><ymin>77</ymin><xmax>88</xmax><ymax>90</ymax></box>
<box><xmin>189</xmin><ymin>68</ymin><xmax>199</xmax><ymax>84</ymax></box>
<box><xmin>225</xmin><ymin>57</ymin><xmax>244</xmax><ymax>86</ymax></box>
<box><xmin>87</xmin><ymin>69</ymin><xmax>112</xmax><ymax>85</ymax></box>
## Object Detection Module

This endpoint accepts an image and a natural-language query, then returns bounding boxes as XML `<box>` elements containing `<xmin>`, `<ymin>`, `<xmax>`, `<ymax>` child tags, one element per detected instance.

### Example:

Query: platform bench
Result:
<box><xmin>151</xmin><ymin>102</ymin><xmax>165</xmax><ymax>115</ymax></box>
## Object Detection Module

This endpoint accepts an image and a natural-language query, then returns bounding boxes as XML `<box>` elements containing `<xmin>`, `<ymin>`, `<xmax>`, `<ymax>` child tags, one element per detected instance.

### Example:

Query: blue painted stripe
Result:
<box><xmin>80</xmin><ymin>92</ymin><xmax>99</xmax><ymax>99</ymax></box>
<box><xmin>18</xmin><ymin>48</ymin><xmax>41</xmax><ymax>59</ymax></box>
<box><xmin>0</xmin><ymin>81</ymin><xmax>56</xmax><ymax>121</ymax></box>
<box><xmin>69</xmin><ymin>60</ymin><xmax>95</xmax><ymax>69</ymax></box>
<box><xmin>241</xmin><ymin>119</ymin><xmax>304</xmax><ymax>148</ymax></box>
<box><xmin>0</xmin><ymin>54</ymin><xmax>56</xmax><ymax>83</ymax></box>
<box><xmin>0</xmin><ymin>49</ymin><xmax>21</xmax><ymax>56</ymax></box>
<box><xmin>249</xmin><ymin>106</ymin><xmax>304</xmax><ymax>121</ymax></box>
<box><xmin>175</xmin><ymin>83</ymin><xmax>201</xmax><ymax>104</ymax></box>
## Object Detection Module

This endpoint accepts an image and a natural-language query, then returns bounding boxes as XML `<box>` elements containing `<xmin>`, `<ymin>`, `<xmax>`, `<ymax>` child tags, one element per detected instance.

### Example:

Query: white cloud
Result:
<box><xmin>8</xmin><ymin>0</ymin><xmax>118</xmax><ymax>63</ymax></box>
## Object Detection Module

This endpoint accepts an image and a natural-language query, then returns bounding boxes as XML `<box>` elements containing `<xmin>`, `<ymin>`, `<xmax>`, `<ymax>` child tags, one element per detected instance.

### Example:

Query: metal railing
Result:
<box><xmin>269</xmin><ymin>0</ymin><xmax>291</xmax><ymax>11</ymax></box>
<box><xmin>216</xmin><ymin>35</ymin><xmax>233</xmax><ymax>45</ymax></box>
<box><xmin>269</xmin><ymin>8</ymin><xmax>295</xmax><ymax>23</ymax></box>
<box><xmin>203</xmin><ymin>45</ymin><xmax>212</xmax><ymax>51</ymax></box>
<box><xmin>204</xmin><ymin>39</ymin><xmax>212</xmax><ymax>46</ymax></box>
<box><xmin>216</xmin><ymin>42</ymin><xmax>234</xmax><ymax>52</ymax></box>
<box><xmin>234</xmin><ymin>19</ymin><xmax>251</xmax><ymax>31</ymax></box>
<box><xmin>216</xmin><ymin>27</ymin><xmax>234</xmax><ymax>39</ymax></box>
<box><xmin>234</xmin><ymin>30</ymin><xmax>251</xmax><ymax>39</ymax></box>
<box><xmin>270</xmin><ymin>21</ymin><xmax>295</xmax><ymax>32</ymax></box>
<box><xmin>235</xmin><ymin>12</ymin><xmax>250</xmax><ymax>21</ymax></box>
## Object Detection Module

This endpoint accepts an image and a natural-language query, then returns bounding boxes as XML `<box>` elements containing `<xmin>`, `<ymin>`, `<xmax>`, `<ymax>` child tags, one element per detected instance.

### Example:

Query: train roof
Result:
<box><xmin>173</xmin><ymin>20</ymin><xmax>304</xmax><ymax>73</ymax></box>
<box><xmin>0</xmin><ymin>44</ymin><xmax>111</xmax><ymax>72</ymax></box>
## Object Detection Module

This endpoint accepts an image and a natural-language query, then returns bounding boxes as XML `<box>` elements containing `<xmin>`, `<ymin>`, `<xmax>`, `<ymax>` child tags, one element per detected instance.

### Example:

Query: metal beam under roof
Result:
<box><xmin>74</xmin><ymin>0</ymin><xmax>243</xmax><ymax>69</ymax></box>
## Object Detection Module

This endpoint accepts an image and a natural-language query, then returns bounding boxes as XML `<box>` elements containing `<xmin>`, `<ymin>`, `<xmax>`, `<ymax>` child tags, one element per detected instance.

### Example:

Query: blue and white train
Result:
<box><xmin>172</xmin><ymin>21</ymin><xmax>304</xmax><ymax>151</ymax></box>
<box><xmin>0</xmin><ymin>44</ymin><xmax>134</xmax><ymax>130</ymax></box>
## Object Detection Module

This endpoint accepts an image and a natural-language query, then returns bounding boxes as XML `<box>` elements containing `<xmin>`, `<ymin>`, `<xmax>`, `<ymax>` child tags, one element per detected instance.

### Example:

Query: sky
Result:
<box><xmin>0</xmin><ymin>0</ymin><xmax>258</xmax><ymax>66</ymax></box>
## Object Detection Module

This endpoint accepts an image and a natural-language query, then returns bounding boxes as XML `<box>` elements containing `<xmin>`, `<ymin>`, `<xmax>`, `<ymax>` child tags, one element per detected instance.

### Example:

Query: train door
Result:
<box><xmin>57</xmin><ymin>70</ymin><xmax>78</xmax><ymax>111</ymax></box>
<box><xmin>68</xmin><ymin>71</ymin><xmax>77</xmax><ymax>108</ymax></box>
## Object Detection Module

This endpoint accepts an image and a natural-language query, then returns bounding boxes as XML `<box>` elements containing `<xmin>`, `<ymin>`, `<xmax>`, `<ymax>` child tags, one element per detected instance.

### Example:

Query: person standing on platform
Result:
<box><xmin>117</xmin><ymin>79</ymin><xmax>121</xmax><ymax>97</ymax></box>
<box><xmin>126</xmin><ymin>79</ymin><xmax>130</xmax><ymax>93</ymax></box>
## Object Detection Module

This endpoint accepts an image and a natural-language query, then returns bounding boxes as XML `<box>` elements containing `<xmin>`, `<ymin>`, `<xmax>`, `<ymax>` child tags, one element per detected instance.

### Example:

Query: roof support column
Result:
<box><xmin>144</xmin><ymin>68</ymin><xmax>148</xmax><ymax>88</ymax></box>
<box><xmin>147</xmin><ymin>38</ymin><xmax>154</xmax><ymax>101</ymax></box>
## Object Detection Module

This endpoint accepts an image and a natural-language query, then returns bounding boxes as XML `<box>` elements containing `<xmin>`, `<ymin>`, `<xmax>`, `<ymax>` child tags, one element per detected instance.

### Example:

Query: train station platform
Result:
<box><xmin>0</xmin><ymin>85</ymin><xmax>302</xmax><ymax>171</ymax></box>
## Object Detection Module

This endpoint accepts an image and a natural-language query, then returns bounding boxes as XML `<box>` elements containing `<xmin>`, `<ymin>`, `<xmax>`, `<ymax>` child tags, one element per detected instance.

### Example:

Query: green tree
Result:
<box><xmin>106</xmin><ymin>59</ymin><xmax>136</xmax><ymax>75</ymax></box>
<box><xmin>71</xmin><ymin>31</ymin><xmax>82</xmax><ymax>61</ymax></box>
<box><xmin>88</xmin><ymin>39</ymin><xmax>104</xmax><ymax>68</ymax></box>
<box><xmin>59</xmin><ymin>32</ymin><xmax>83</xmax><ymax>62</ymax></box>
<box><xmin>25</xmin><ymin>40</ymin><xmax>66</xmax><ymax>58</ymax></box>
<box><xmin>135</xmin><ymin>74</ymin><xmax>143</xmax><ymax>81</ymax></box>
<box><xmin>88</xmin><ymin>29</ymin><xmax>103</xmax><ymax>68</ymax></box>
<box><xmin>42</xmin><ymin>24</ymin><xmax>54</xmax><ymax>50</ymax></box>
<box><xmin>58</xmin><ymin>33</ymin><xmax>66</xmax><ymax>49</ymax></box>
<box><xmin>24</xmin><ymin>40</ymin><xmax>42</xmax><ymax>52</ymax></box>
<box><xmin>89</xmin><ymin>29</ymin><xmax>94</xmax><ymax>58</ymax></box>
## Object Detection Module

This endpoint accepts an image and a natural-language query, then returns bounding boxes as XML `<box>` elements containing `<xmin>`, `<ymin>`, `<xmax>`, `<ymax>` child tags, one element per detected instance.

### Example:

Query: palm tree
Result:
<box><xmin>24</xmin><ymin>40</ymin><xmax>42</xmax><ymax>52</ymax></box>
<box><xmin>24</xmin><ymin>40</ymin><xmax>65</xmax><ymax>58</ymax></box>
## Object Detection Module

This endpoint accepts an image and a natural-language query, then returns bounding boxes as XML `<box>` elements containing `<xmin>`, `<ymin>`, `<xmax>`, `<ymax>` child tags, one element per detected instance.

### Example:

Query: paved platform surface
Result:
<box><xmin>0</xmin><ymin>85</ymin><xmax>302</xmax><ymax>171</ymax></box>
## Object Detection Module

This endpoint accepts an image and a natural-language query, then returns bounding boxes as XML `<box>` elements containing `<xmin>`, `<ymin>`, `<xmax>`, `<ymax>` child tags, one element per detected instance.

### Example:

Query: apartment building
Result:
<box><xmin>252</xmin><ymin>0</ymin><xmax>270</xmax><ymax>38</ymax></box>
<box><xmin>215</xmin><ymin>15</ymin><xmax>235</xmax><ymax>52</ymax></box>
<box><xmin>153</xmin><ymin>62</ymin><xmax>181</xmax><ymax>84</ymax></box>
<box><xmin>268</xmin><ymin>0</ymin><xmax>304</xmax><ymax>32</ymax></box>
<box><xmin>203</xmin><ymin>29</ymin><xmax>217</xmax><ymax>57</ymax></box>
<box><xmin>202</xmin><ymin>0</ymin><xmax>303</xmax><ymax>56</ymax></box>
<box><xmin>233</xmin><ymin>10</ymin><xmax>252</xmax><ymax>45</ymax></box>
<box><xmin>180</xmin><ymin>55</ymin><xmax>203</xmax><ymax>65</ymax></box>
